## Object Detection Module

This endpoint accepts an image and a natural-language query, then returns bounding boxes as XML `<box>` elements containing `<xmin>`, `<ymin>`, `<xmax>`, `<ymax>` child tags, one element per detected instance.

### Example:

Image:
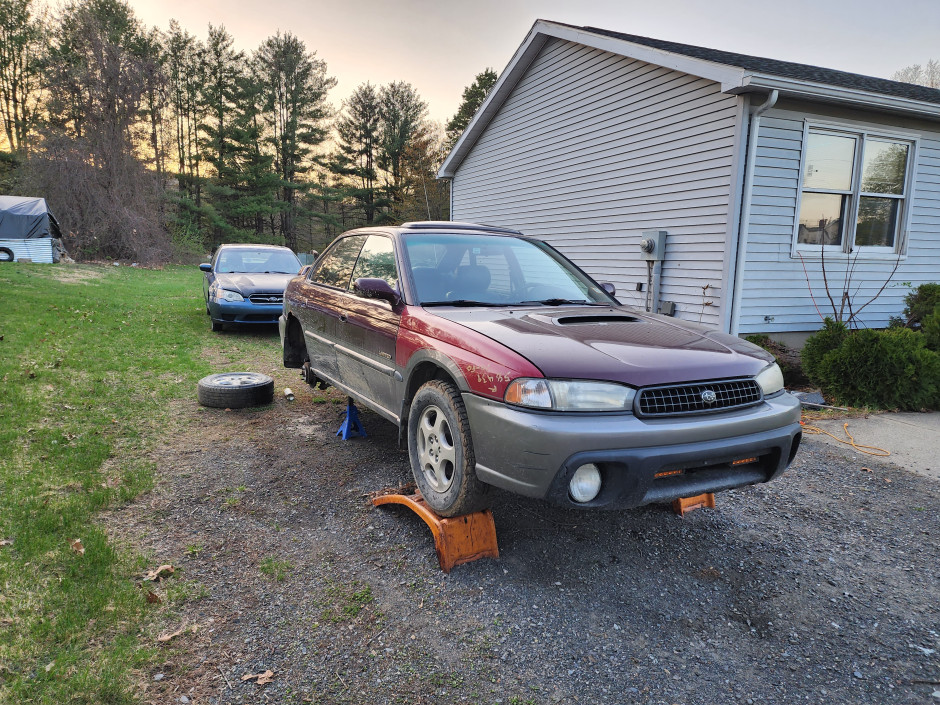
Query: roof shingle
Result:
<box><xmin>579</xmin><ymin>25</ymin><xmax>940</xmax><ymax>106</ymax></box>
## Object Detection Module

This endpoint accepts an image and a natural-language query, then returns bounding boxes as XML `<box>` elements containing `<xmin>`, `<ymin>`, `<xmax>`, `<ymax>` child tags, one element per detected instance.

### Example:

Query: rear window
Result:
<box><xmin>216</xmin><ymin>248</ymin><xmax>301</xmax><ymax>274</ymax></box>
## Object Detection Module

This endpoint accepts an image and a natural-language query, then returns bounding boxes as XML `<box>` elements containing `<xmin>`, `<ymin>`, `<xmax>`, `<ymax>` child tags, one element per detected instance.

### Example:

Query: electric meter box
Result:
<box><xmin>639</xmin><ymin>230</ymin><xmax>667</xmax><ymax>262</ymax></box>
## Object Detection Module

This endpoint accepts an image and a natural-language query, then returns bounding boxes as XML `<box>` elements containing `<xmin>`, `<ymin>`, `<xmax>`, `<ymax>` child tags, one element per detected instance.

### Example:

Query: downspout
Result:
<box><xmin>729</xmin><ymin>89</ymin><xmax>778</xmax><ymax>336</ymax></box>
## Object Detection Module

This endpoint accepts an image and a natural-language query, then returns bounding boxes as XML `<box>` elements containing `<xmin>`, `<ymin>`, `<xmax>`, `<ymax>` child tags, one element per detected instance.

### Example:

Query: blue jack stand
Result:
<box><xmin>336</xmin><ymin>397</ymin><xmax>367</xmax><ymax>440</ymax></box>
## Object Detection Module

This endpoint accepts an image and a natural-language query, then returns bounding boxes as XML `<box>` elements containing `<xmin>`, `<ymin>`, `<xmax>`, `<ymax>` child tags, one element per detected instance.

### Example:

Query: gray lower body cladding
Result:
<box><xmin>462</xmin><ymin>392</ymin><xmax>802</xmax><ymax>509</ymax></box>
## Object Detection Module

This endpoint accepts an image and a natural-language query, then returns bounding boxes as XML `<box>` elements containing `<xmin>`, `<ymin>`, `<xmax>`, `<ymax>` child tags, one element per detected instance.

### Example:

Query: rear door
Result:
<box><xmin>290</xmin><ymin>235</ymin><xmax>367</xmax><ymax>384</ymax></box>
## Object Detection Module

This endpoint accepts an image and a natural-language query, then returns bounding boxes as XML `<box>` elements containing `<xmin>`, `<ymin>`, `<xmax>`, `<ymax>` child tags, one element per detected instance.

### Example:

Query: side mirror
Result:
<box><xmin>353</xmin><ymin>277</ymin><xmax>400</xmax><ymax>304</ymax></box>
<box><xmin>199</xmin><ymin>263</ymin><xmax>212</xmax><ymax>272</ymax></box>
<box><xmin>600</xmin><ymin>282</ymin><xmax>616</xmax><ymax>296</ymax></box>
<box><xmin>299</xmin><ymin>264</ymin><xmax>312</xmax><ymax>277</ymax></box>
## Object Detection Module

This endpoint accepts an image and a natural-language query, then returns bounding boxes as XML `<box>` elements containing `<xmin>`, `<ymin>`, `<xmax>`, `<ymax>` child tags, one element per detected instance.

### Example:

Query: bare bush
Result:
<box><xmin>20</xmin><ymin>131</ymin><xmax>170</xmax><ymax>263</ymax></box>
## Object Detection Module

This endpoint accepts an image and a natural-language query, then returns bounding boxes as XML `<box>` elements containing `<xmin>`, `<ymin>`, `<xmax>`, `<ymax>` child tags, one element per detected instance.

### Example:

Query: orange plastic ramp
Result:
<box><xmin>372</xmin><ymin>492</ymin><xmax>499</xmax><ymax>573</ymax></box>
<box><xmin>672</xmin><ymin>492</ymin><xmax>716</xmax><ymax>517</ymax></box>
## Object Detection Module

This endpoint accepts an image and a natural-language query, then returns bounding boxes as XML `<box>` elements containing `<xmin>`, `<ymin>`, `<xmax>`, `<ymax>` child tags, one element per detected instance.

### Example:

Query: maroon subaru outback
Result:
<box><xmin>280</xmin><ymin>222</ymin><xmax>801</xmax><ymax>517</ymax></box>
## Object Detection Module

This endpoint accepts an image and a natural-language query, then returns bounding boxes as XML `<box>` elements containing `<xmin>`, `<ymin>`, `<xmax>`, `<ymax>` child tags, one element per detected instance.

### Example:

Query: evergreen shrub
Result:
<box><xmin>815</xmin><ymin>328</ymin><xmax>940</xmax><ymax>410</ymax></box>
<box><xmin>800</xmin><ymin>318</ymin><xmax>849</xmax><ymax>386</ymax></box>
<box><xmin>902</xmin><ymin>283</ymin><xmax>940</xmax><ymax>329</ymax></box>
<box><xmin>922</xmin><ymin>304</ymin><xmax>940</xmax><ymax>353</ymax></box>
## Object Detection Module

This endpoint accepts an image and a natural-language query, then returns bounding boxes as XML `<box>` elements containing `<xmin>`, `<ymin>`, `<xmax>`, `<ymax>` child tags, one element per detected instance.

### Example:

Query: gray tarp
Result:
<box><xmin>0</xmin><ymin>196</ymin><xmax>61</xmax><ymax>239</ymax></box>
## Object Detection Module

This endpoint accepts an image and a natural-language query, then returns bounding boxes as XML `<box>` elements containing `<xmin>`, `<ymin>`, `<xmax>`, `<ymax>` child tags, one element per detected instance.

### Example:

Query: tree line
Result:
<box><xmin>0</xmin><ymin>0</ymin><xmax>497</xmax><ymax>263</ymax></box>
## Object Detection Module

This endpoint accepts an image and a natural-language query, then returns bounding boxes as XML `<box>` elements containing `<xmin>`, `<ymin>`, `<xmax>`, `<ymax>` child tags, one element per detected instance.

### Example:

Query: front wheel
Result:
<box><xmin>408</xmin><ymin>380</ymin><xmax>488</xmax><ymax>517</ymax></box>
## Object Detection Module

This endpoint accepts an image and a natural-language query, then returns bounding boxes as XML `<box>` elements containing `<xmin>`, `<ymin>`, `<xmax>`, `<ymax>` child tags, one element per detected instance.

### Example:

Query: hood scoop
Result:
<box><xmin>555</xmin><ymin>315</ymin><xmax>642</xmax><ymax>325</ymax></box>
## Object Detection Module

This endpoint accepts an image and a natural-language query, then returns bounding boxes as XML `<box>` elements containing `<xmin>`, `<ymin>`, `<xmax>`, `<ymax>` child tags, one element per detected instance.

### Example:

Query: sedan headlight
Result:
<box><xmin>505</xmin><ymin>378</ymin><xmax>636</xmax><ymax>412</ymax></box>
<box><xmin>755</xmin><ymin>363</ymin><xmax>784</xmax><ymax>396</ymax></box>
<box><xmin>220</xmin><ymin>289</ymin><xmax>244</xmax><ymax>302</ymax></box>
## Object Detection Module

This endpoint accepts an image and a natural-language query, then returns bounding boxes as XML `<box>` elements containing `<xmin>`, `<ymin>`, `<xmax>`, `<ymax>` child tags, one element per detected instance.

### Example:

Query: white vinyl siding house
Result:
<box><xmin>452</xmin><ymin>38</ymin><xmax>741</xmax><ymax>327</ymax></box>
<box><xmin>441</xmin><ymin>21</ymin><xmax>940</xmax><ymax>338</ymax></box>
<box><xmin>737</xmin><ymin>101</ymin><xmax>940</xmax><ymax>334</ymax></box>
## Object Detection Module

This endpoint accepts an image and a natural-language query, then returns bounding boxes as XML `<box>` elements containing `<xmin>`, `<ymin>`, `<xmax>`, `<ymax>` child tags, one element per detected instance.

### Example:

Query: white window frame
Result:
<box><xmin>792</xmin><ymin>120</ymin><xmax>918</xmax><ymax>260</ymax></box>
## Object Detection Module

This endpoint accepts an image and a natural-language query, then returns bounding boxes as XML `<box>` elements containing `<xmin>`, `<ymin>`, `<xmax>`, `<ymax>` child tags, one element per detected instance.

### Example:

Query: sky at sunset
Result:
<box><xmin>125</xmin><ymin>0</ymin><xmax>940</xmax><ymax>125</ymax></box>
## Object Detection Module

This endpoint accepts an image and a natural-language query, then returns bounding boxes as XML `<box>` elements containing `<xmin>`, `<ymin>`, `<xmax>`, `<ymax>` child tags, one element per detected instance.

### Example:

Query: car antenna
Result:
<box><xmin>421</xmin><ymin>171</ymin><xmax>431</xmax><ymax>219</ymax></box>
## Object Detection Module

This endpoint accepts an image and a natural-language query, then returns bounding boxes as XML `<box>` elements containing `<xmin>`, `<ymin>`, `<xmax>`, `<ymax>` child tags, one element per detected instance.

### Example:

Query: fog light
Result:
<box><xmin>569</xmin><ymin>463</ymin><xmax>602</xmax><ymax>503</ymax></box>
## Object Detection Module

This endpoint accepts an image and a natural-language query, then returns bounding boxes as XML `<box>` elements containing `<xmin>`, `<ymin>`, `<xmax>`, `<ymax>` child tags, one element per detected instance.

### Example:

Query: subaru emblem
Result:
<box><xmin>701</xmin><ymin>389</ymin><xmax>717</xmax><ymax>404</ymax></box>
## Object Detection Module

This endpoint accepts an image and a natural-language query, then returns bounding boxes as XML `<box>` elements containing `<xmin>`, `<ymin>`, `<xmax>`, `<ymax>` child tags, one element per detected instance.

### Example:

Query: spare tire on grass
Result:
<box><xmin>197</xmin><ymin>372</ymin><xmax>274</xmax><ymax>408</ymax></box>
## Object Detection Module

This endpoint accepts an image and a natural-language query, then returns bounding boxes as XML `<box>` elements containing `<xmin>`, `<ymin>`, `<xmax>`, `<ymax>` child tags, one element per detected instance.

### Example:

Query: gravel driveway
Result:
<box><xmin>110</xmin><ymin>361</ymin><xmax>940</xmax><ymax>705</ymax></box>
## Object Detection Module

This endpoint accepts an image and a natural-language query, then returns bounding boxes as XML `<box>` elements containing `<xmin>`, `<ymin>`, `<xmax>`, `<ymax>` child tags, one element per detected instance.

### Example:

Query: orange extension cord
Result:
<box><xmin>800</xmin><ymin>417</ymin><xmax>891</xmax><ymax>457</ymax></box>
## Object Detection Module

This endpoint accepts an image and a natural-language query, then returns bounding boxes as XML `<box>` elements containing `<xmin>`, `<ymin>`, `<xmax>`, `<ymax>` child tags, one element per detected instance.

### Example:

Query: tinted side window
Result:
<box><xmin>350</xmin><ymin>235</ymin><xmax>398</xmax><ymax>290</ymax></box>
<box><xmin>313</xmin><ymin>235</ymin><xmax>367</xmax><ymax>289</ymax></box>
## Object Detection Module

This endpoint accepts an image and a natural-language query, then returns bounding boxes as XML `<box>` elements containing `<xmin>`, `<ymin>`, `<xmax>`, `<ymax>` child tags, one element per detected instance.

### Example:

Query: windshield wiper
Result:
<box><xmin>422</xmin><ymin>300</ymin><xmax>511</xmax><ymax>307</ymax></box>
<box><xmin>519</xmin><ymin>298</ymin><xmax>606</xmax><ymax>306</ymax></box>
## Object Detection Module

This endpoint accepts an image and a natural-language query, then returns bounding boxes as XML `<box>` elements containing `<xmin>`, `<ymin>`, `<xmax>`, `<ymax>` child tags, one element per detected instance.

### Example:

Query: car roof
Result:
<box><xmin>217</xmin><ymin>243</ymin><xmax>295</xmax><ymax>251</ymax></box>
<box><xmin>336</xmin><ymin>222</ymin><xmax>530</xmax><ymax>241</ymax></box>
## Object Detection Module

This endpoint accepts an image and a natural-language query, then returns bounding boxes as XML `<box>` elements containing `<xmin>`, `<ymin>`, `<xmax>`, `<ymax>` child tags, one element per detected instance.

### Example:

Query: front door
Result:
<box><xmin>332</xmin><ymin>234</ymin><xmax>403</xmax><ymax>420</ymax></box>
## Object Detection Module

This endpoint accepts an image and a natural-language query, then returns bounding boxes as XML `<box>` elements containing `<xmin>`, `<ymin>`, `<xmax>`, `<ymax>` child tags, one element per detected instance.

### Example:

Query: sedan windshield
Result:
<box><xmin>216</xmin><ymin>248</ymin><xmax>301</xmax><ymax>274</ymax></box>
<box><xmin>401</xmin><ymin>233</ymin><xmax>616</xmax><ymax>306</ymax></box>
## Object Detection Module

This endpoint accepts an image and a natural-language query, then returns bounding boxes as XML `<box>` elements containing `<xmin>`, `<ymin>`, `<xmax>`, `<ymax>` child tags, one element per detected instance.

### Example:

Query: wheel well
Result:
<box><xmin>400</xmin><ymin>362</ymin><xmax>462</xmax><ymax>445</ymax></box>
<box><xmin>282</xmin><ymin>314</ymin><xmax>307</xmax><ymax>368</ymax></box>
<box><xmin>405</xmin><ymin>362</ymin><xmax>459</xmax><ymax>407</ymax></box>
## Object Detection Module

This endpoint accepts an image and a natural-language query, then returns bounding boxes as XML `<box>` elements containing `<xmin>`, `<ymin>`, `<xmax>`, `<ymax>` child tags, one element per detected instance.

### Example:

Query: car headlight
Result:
<box><xmin>504</xmin><ymin>378</ymin><xmax>636</xmax><ymax>411</ymax></box>
<box><xmin>220</xmin><ymin>289</ymin><xmax>244</xmax><ymax>302</ymax></box>
<box><xmin>755</xmin><ymin>363</ymin><xmax>784</xmax><ymax>396</ymax></box>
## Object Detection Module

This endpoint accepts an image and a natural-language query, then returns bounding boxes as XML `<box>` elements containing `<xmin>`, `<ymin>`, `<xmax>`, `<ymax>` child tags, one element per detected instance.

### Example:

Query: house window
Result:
<box><xmin>796</xmin><ymin>127</ymin><xmax>912</xmax><ymax>254</ymax></box>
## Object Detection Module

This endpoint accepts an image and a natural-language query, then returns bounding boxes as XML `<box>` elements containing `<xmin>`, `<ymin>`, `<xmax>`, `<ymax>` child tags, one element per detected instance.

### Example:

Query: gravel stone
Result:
<box><xmin>104</xmin><ymin>360</ymin><xmax>940</xmax><ymax>705</ymax></box>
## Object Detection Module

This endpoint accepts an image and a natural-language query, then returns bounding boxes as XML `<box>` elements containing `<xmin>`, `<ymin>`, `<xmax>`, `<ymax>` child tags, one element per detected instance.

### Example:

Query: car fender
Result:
<box><xmin>402</xmin><ymin>347</ymin><xmax>471</xmax><ymax>394</ymax></box>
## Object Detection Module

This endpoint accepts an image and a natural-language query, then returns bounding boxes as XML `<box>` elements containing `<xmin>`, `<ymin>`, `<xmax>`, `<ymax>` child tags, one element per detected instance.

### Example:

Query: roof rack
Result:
<box><xmin>400</xmin><ymin>221</ymin><xmax>525</xmax><ymax>236</ymax></box>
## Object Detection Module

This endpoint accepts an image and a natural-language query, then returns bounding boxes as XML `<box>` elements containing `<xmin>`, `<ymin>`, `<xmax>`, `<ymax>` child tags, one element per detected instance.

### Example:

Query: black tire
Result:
<box><xmin>211</xmin><ymin>318</ymin><xmax>224</xmax><ymax>332</ymax></box>
<box><xmin>0</xmin><ymin>248</ymin><xmax>14</xmax><ymax>263</ymax></box>
<box><xmin>197</xmin><ymin>372</ymin><xmax>274</xmax><ymax>408</ymax></box>
<box><xmin>408</xmin><ymin>379</ymin><xmax>488</xmax><ymax>517</ymax></box>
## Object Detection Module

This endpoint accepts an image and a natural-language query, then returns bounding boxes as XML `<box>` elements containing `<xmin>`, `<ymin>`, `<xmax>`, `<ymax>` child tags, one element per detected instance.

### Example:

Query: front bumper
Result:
<box><xmin>462</xmin><ymin>392</ymin><xmax>802</xmax><ymax>509</ymax></box>
<box><xmin>208</xmin><ymin>299</ymin><xmax>282</xmax><ymax>325</ymax></box>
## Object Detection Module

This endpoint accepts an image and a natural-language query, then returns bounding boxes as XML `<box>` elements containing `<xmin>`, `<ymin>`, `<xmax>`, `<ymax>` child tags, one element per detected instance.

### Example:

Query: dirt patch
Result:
<box><xmin>38</xmin><ymin>263</ymin><xmax>107</xmax><ymax>284</ymax></box>
<box><xmin>102</xmin><ymin>348</ymin><xmax>940</xmax><ymax>705</ymax></box>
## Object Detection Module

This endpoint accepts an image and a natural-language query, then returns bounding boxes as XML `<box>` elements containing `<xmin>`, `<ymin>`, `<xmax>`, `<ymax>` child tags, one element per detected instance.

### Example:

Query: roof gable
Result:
<box><xmin>440</xmin><ymin>20</ymin><xmax>940</xmax><ymax>178</ymax></box>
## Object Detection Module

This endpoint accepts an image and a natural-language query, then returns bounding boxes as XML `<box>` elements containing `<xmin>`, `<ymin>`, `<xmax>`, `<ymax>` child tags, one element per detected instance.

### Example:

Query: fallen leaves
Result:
<box><xmin>69</xmin><ymin>538</ymin><xmax>84</xmax><ymax>555</ymax></box>
<box><xmin>144</xmin><ymin>590</ymin><xmax>162</xmax><ymax>604</ymax></box>
<box><xmin>157</xmin><ymin>624</ymin><xmax>198</xmax><ymax>643</ymax></box>
<box><xmin>241</xmin><ymin>670</ymin><xmax>274</xmax><ymax>685</ymax></box>
<box><xmin>141</xmin><ymin>564</ymin><xmax>174</xmax><ymax>582</ymax></box>
<box><xmin>0</xmin><ymin>539</ymin><xmax>12</xmax><ymax>548</ymax></box>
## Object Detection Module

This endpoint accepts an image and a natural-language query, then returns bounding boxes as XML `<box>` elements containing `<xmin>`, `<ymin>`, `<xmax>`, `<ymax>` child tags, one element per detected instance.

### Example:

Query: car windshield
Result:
<box><xmin>401</xmin><ymin>233</ymin><xmax>616</xmax><ymax>306</ymax></box>
<box><xmin>216</xmin><ymin>248</ymin><xmax>301</xmax><ymax>274</ymax></box>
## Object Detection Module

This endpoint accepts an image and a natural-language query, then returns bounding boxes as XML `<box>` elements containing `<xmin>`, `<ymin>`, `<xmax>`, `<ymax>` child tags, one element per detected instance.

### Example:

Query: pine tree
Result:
<box><xmin>334</xmin><ymin>83</ymin><xmax>384</xmax><ymax>224</ymax></box>
<box><xmin>378</xmin><ymin>81</ymin><xmax>426</xmax><ymax>217</ymax></box>
<box><xmin>445</xmin><ymin>68</ymin><xmax>497</xmax><ymax>148</ymax></box>
<box><xmin>254</xmin><ymin>32</ymin><xmax>335</xmax><ymax>250</ymax></box>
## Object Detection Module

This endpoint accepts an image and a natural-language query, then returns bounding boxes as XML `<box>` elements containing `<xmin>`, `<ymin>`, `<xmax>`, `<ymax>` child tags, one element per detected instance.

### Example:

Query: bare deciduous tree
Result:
<box><xmin>0</xmin><ymin>0</ymin><xmax>43</xmax><ymax>153</ymax></box>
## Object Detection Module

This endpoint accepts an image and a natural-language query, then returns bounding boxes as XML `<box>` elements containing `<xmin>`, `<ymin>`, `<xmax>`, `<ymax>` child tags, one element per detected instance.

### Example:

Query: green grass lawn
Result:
<box><xmin>0</xmin><ymin>263</ymin><xmax>277</xmax><ymax>703</ymax></box>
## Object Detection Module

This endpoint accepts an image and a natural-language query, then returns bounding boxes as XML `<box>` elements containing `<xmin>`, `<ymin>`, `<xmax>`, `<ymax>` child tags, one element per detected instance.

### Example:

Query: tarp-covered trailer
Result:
<box><xmin>0</xmin><ymin>196</ymin><xmax>62</xmax><ymax>263</ymax></box>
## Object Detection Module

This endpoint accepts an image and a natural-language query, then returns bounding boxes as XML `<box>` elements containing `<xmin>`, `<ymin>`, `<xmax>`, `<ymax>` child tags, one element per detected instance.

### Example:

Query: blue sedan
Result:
<box><xmin>200</xmin><ymin>244</ymin><xmax>303</xmax><ymax>331</ymax></box>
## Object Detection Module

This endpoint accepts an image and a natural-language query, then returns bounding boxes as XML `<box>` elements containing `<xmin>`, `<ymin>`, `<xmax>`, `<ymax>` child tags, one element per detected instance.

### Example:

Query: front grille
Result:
<box><xmin>636</xmin><ymin>379</ymin><xmax>762</xmax><ymax>417</ymax></box>
<box><xmin>248</xmin><ymin>293</ymin><xmax>283</xmax><ymax>304</ymax></box>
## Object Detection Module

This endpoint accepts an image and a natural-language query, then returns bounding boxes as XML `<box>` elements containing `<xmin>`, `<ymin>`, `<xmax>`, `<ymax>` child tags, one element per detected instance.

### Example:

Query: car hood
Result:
<box><xmin>427</xmin><ymin>306</ymin><xmax>774</xmax><ymax>388</ymax></box>
<box><xmin>214</xmin><ymin>272</ymin><xmax>296</xmax><ymax>295</ymax></box>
